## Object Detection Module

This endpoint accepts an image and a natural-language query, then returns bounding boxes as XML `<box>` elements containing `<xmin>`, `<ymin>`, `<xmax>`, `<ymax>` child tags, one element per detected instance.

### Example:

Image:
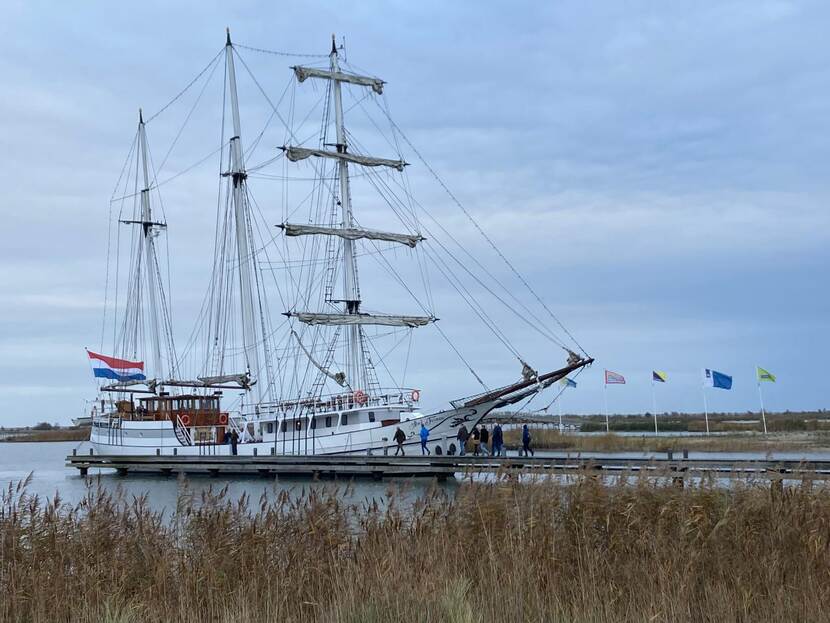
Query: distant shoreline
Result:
<box><xmin>0</xmin><ymin>428</ymin><xmax>89</xmax><ymax>443</ymax></box>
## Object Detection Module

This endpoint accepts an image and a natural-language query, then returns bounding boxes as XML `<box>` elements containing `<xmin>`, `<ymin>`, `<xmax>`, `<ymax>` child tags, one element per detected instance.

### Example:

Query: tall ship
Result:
<box><xmin>86</xmin><ymin>31</ymin><xmax>592</xmax><ymax>457</ymax></box>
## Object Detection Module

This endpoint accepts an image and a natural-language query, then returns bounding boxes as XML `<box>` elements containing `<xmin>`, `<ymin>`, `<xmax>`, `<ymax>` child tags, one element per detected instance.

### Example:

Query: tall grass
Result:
<box><xmin>503</xmin><ymin>428</ymin><xmax>830</xmax><ymax>453</ymax></box>
<box><xmin>2</xmin><ymin>474</ymin><xmax>829</xmax><ymax>622</ymax></box>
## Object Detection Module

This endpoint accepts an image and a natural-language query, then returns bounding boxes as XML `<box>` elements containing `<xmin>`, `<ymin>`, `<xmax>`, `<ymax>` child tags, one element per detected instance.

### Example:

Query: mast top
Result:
<box><xmin>331</xmin><ymin>33</ymin><xmax>337</xmax><ymax>55</ymax></box>
<box><xmin>226</xmin><ymin>27</ymin><xmax>232</xmax><ymax>47</ymax></box>
<box><xmin>138</xmin><ymin>108</ymin><xmax>144</xmax><ymax>124</ymax></box>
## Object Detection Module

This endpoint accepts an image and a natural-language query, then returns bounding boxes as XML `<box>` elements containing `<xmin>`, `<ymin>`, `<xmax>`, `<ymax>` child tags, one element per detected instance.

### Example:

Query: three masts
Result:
<box><xmin>89</xmin><ymin>31</ymin><xmax>592</xmax><ymax>456</ymax></box>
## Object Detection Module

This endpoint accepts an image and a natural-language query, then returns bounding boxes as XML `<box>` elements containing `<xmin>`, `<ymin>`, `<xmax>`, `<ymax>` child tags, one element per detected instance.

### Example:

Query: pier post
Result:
<box><xmin>79</xmin><ymin>466</ymin><xmax>88</xmax><ymax>476</ymax></box>
<box><xmin>73</xmin><ymin>449</ymin><xmax>77</xmax><ymax>456</ymax></box>
<box><xmin>156</xmin><ymin>449</ymin><xmax>160</xmax><ymax>456</ymax></box>
<box><xmin>254</xmin><ymin>448</ymin><xmax>258</xmax><ymax>457</ymax></box>
<box><xmin>89</xmin><ymin>448</ymin><xmax>93</xmax><ymax>456</ymax></box>
<box><xmin>682</xmin><ymin>449</ymin><xmax>689</xmax><ymax>459</ymax></box>
<box><xmin>667</xmin><ymin>450</ymin><xmax>673</xmax><ymax>461</ymax></box>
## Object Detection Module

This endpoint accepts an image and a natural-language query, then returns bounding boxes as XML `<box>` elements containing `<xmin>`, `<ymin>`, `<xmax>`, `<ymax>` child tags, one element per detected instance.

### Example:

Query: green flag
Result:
<box><xmin>756</xmin><ymin>366</ymin><xmax>776</xmax><ymax>383</ymax></box>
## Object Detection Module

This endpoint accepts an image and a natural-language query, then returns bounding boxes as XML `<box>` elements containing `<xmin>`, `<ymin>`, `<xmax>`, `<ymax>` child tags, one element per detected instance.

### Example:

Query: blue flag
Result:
<box><xmin>703</xmin><ymin>368</ymin><xmax>732</xmax><ymax>390</ymax></box>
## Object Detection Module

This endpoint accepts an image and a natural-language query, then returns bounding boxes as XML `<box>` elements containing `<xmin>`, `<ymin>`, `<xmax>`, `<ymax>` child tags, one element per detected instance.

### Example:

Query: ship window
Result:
<box><xmin>267</xmin><ymin>423</ymin><xmax>274</xmax><ymax>434</ymax></box>
<box><xmin>341</xmin><ymin>413</ymin><xmax>349</xmax><ymax>426</ymax></box>
<box><xmin>368</xmin><ymin>411</ymin><xmax>375</xmax><ymax>422</ymax></box>
<box><xmin>325</xmin><ymin>416</ymin><xmax>332</xmax><ymax>428</ymax></box>
<box><xmin>295</xmin><ymin>420</ymin><xmax>302</xmax><ymax>431</ymax></box>
<box><xmin>280</xmin><ymin>421</ymin><xmax>287</xmax><ymax>433</ymax></box>
<box><xmin>310</xmin><ymin>419</ymin><xmax>317</xmax><ymax>430</ymax></box>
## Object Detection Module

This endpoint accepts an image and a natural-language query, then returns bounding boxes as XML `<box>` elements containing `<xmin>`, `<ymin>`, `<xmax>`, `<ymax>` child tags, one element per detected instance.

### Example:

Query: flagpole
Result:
<box><xmin>651</xmin><ymin>377</ymin><xmax>658</xmax><ymax>435</ymax></box>
<box><xmin>702</xmin><ymin>385</ymin><xmax>710</xmax><ymax>435</ymax></box>
<box><xmin>757</xmin><ymin>371</ymin><xmax>768</xmax><ymax>435</ymax></box>
<box><xmin>604</xmin><ymin>382</ymin><xmax>610</xmax><ymax>434</ymax></box>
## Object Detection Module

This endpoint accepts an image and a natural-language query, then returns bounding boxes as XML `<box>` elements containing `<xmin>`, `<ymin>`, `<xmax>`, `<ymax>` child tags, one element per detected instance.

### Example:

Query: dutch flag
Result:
<box><xmin>87</xmin><ymin>350</ymin><xmax>146</xmax><ymax>382</ymax></box>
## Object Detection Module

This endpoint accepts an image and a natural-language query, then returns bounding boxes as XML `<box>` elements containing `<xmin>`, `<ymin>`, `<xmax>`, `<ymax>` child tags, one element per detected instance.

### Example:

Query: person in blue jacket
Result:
<box><xmin>521</xmin><ymin>424</ymin><xmax>534</xmax><ymax>457</ymax></box>
<box><xmin>419</xmin><ymin>423</ymin><xmax>430</xmax><ymax>455</ymax></box>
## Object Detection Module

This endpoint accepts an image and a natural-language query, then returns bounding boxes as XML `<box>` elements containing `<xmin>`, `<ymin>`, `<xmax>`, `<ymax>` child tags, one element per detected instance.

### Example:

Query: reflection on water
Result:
<box><xmin>0</xmin><ymin>442</ymin><xmax>457</xmax><ymax>511</ymax></box>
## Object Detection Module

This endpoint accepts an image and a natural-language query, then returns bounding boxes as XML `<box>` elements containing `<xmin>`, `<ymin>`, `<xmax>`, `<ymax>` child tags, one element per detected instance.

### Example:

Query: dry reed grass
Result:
<box><xmin>502</xmin><ymin>428</ymin><xmax>830</xmax><ymax>453</ymax></box>
<box><xmin>2</xmin><ymin>473</ymin><xmax>829</xmax><ymax>622</ymax></box>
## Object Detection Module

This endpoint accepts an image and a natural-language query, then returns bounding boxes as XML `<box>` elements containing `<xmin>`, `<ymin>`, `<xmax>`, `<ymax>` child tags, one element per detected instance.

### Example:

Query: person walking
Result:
<box><xmin>479</xmin><ymin>425</ymin><xmax>490</xmax><ymax>456</ymax></box>
<box><xmin>419</xmin><ymin>423</ymin><xmax>430</xmax><ymax>455</ymax></box>
<box><xmin>393</xmin><ymin>427</ymin><xmax>406</xmax><ymax>456</ymax></box>
<box><xmin>456</xmin><ymin>424</ymin><xmax>469</xmax><ymax>456</ymax></box>
<box><xmin>230</xmin><ymin>429</ymin><xmax>239</xmax><ymax>456</ymax></box>
<box><xmin>471</xmin><ymin>425</ymin><xmax>481</xmax><ymax>456</ymax></box>
<box><xmin>521</xmin><ymin>424</ymin><xmax>534</xmax><ymax>457</ymax></box>
<box><xmin>492</xmin><ymin>423</ymin><xmax>504</xmax><ymax>457</ymax></box>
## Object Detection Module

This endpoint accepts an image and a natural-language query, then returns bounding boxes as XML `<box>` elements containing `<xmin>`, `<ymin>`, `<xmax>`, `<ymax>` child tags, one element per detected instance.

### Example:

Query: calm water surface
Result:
<box><xmin>0</xmin><ymin>441</ymin><xmax>455</xmax><ymax>512</ymax></box>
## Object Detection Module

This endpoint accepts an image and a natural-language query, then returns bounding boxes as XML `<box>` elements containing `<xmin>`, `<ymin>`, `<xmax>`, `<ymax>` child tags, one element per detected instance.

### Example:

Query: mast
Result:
<box><xmin>225</xmin><ymin>29</ymin><xmax>262</xmax><ymax>394</ymax></box>
<box><xmin>137</xmin><ymin>109</ymin><xmax>163</xmax><ymax>378</ymax></box>
<box><xmin>330</xmin><ymin>35</ymin><xmax>362</xmax><ymax>391</ymax></box>
<box><xmin>283</xmin><ymin>38</ymin><xmax>434</xmax><ymax>397</ymax></box>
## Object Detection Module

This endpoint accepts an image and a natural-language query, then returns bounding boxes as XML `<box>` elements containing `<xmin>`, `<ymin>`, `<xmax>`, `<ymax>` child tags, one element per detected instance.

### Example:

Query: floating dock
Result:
<box><xmin>66</xmin><ymin>451</ymin><xmax>830</xmax><ymax>481</ymax></box>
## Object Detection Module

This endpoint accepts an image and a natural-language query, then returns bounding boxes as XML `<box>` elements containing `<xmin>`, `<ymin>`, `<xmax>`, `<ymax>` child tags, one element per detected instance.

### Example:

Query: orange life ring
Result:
<box><xmin>353</xmin><ymin>389</ymin><xmax>367</xmax><ymax>406</ymax></box>
<box><xmin>218</xmin><ymin>413</ymin><xmax>228</xmax><ymax>425</ymax></box>
<box><xmin>411</xmin><ymin>389</ymin><xmax>421</xmax><ymax>402</ymax></box>
<box><xmin>180</xmin><ymin>414</ymin><xmax>191</xmax><ymax>426</ymax></box>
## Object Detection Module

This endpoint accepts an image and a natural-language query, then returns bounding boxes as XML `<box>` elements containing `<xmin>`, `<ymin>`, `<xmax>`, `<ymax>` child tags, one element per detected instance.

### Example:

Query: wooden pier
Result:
<box><xmin>66</xmin><ymin>451</ymin><xmax>830</xmax><ymax>481</ymax></box>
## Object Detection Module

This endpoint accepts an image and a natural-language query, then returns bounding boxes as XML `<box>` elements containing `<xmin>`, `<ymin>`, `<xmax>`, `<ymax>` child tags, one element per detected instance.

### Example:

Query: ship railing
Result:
<box><xmin>255</xmin><ymin>388</ymin><xmax>421</xmax><ymax>418</ymax></box>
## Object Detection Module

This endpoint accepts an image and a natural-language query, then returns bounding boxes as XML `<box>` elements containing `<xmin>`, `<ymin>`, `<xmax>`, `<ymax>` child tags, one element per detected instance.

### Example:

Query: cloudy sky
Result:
<box><xmin>1</xmin><ymin>0</ymin><xmax>828</xmax><ymax>426</ymax></box>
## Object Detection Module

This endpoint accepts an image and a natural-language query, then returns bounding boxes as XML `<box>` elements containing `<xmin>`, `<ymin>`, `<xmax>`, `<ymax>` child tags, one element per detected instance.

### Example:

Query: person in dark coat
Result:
<box><xmin>521</xmin><ymin>424</ymin><xmax>534</xmax><ymax>457</ymax></box>
<box><xmin>456</xmin><ymin>424</ymin><xmax>469</xmax><ymax>456</ymax></box>
<box><xmin>230</xmin><ymin>430</ymin><xmax>239</xmax><ymax>456</ymax></box>
<box><xmin>492</xmin><ymin>423</ymin><xmax>504</xmax><ymax>457</ymax></box>
<box><xmin>393</xmin><ymin>427</ymin><xmax>406</xmax><ymax>456</ymax></box>
<box><xmin>479</xmin><ymin>425</ymin><xmax>490</xmax><ymax>456</ymax></box>
<box><xmin>471</xmin><ymin>425</ymin><xmax>481</xmax><ymax>456</ymax></box>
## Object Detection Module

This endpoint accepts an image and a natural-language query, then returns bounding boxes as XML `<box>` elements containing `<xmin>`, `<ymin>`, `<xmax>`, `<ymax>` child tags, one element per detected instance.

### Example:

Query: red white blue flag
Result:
<box><xmin>604</xmin><ymin>369</ymin><xmax>626</xmax><ymax>385</ymax></box>
<box><xmin>87</xmin><ymin>350</ymin><xmax>146</xmax><ymax>382</ymax></box>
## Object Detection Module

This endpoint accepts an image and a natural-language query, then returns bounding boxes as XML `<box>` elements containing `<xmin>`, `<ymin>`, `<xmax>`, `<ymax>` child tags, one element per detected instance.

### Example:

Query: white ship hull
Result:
<box><xmin>89</xmin><ymin>400</ymin><xmax>499</xmax><ymax>457</ymax></box>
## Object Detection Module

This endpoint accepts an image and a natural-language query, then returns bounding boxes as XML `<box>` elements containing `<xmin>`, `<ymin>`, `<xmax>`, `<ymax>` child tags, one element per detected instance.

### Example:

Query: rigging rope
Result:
<box><xmin>373</xmin><ymin>99</ymin><xmax>588</xmax><ymax>357</ymax></box>
<box><xmin>234</xmin><ymin>43</ymin><xmax>329</xmax><ymax>59</ymax></box>
<box><xmin>145</xmin><ymin>48</ymin><xmax>225</xmax><ymax>124</ymax></box>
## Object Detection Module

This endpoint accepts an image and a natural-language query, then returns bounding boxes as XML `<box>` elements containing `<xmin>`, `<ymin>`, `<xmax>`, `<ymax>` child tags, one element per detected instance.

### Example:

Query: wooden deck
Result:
<box><xmin>66</xmin><ymin>450</ymin><xmax>830</xmax><ymax>481</ymax></box>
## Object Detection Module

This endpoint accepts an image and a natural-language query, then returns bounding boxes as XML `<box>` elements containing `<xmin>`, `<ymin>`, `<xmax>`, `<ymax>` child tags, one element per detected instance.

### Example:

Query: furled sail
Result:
<box><xmin>293</xmin><ymin>66</ymin><xmax>385</xmax><ymax>94</ymax></box>
<box><xmin>286</xmin><ymin>312</ymin><xmax>435</xmax><ymax>328</ymax></box>
<box><xmin>280</xmin><ymin>223</ymin><xmax>424</xmax><ymax>248</ymax></box>
<box><xmin>197</xmin><ymin>372</ymin><xmax>252</xmax><ymax>389</ymax></box>
<box><xmin>283</xmin><ymin>146</ymin><xmax>407</xmax><ymax>171</ymax></box>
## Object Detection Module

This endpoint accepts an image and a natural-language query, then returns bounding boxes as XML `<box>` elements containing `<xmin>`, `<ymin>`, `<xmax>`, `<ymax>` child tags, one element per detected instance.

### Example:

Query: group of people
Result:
<box><xmin>392</xmin><ymin>421</ymin><xmax>535</xmax><ymax>457</ymax></box>
<box><xmin>455</xmin><ymin>422</ymin><xmax>507</xmax><ymax>456</ymax></box>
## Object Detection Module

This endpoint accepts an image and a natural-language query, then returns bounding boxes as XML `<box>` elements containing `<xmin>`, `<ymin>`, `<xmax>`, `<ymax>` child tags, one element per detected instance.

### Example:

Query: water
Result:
<box><xmin>0</xmin><ymin>442</ymin><xmax>455</xmax><ymax>511</ymax></box>
<box><xmin>4</xmin><ymin>441</ymin><xmax>829</xmax><ymax>512</ymax></box>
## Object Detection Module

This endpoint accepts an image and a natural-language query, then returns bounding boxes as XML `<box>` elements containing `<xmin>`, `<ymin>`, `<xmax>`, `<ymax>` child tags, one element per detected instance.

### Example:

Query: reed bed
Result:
<box><xmin>2</xmin><ymin>473</ymin><xmax>829</xmax><ymax>622</ymax></box>
<box><xmin>502</xmin><ymin>428</ymin><xmax>830</xmax><ymax>453</ymax></box>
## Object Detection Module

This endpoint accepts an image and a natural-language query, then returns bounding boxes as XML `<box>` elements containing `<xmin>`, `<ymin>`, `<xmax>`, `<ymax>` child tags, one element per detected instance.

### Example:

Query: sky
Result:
<box><xmin>1</xmin><ymin>0</ymin><xmax>829</xmax><ymax>426</ymax></box>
